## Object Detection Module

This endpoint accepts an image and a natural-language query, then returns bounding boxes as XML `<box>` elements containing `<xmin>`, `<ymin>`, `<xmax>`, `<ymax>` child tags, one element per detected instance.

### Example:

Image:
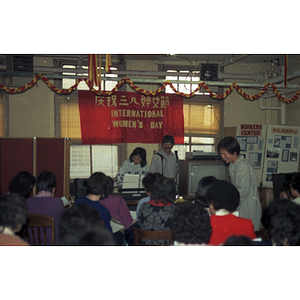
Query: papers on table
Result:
<box><xmin>110</xmin><ymin>211</ymin><xmax>137</xmax><ymax>233</ymax></box>
<box><xmin>122</xmin><ymin>174</ymin><xmax>140</xmax><ymax>189</ymax></box>
<box><xmin>122</xmin><ymin>174</ymin><xmax>145</xmax><ymax>189</ymax></box>
<box><xmin>61</xmin><ymin>196</ymin><xmax>71</xmax><ymax>207</ymax></box>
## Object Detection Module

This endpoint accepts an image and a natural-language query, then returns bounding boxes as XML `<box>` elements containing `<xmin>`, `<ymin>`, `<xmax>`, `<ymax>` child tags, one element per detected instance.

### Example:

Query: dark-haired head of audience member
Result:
<box><xmin>261</xmin><ymin>199</ymin><xmax>296</xmax><ymax>240</ymax></box>
<box><xmin>223</xmin><ymin>235</ymin><xmax>256</xmax><ymax>246</ymax></box>
<box><xmin>59</xmin><ymin>228</ymin><xmax>116</xmax><ymax>246</ymax></box>
<box><xmin>266</xmin><ymin>200</ymin><xmax>300</xmax><ymax>246</ymax></box>
<box><xmin>0</xmin><ymin>193</ymin><xmax>28</xmax><ymax>233</ymax></box>
<box><xmin>129</xmin><ymin>147</ymin><xmax>147</xmax><ymax>168</ymax></box>
<box><xmin>9</xmin><ymin>171</ymin><xmax>36</xmax><ymax>199</ymax></box>
<box><xmin>142</xmin><ymin>172</ymin><xmax>162</xmax><ymax>195</ymax></box>
<box><xmin>150</xmin><ymin>176</ymin><xmax>176</xmax><ymax>205</ymax></box>
<box><xmin>289</xmin><ymin>172</ymin><xmax>300</xmax><ymax>199</ymax></box>
<box><xmin>194</xmin><ymin>176</ymin><xmax>216</xmax><ymax>209</ymax></box>
<box><xmin>170</xmin><ymin>202</ymin><xmax>212</xmax><ymax>245</ymax></box>
<box><xmin>206</xmin><ymin>179</ymin><xmax>240</xmax><ymax>214</ymax></box>
<box><xmin>36</xmin><ymin>170</ymin><xmax>57</xmax><ymax>195</ymax></box>
<box><xmin>58</xmin><ymin>202</ymin><xmax>115</xmax><ymax>245</ymax></box>
<box><xmin>86</xmin><ymin>172</ymin><xmax>113</xmax><ymax>200</ymax></box>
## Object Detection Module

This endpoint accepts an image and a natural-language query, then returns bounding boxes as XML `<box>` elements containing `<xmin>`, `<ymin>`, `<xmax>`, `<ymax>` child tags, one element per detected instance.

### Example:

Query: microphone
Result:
<box><xmin>175</xmin><ymin>150</ymin><xmax>179</xmax><ymax>163</ymax></box>
<box><xmin>154</xmin><ymin>150</ymin><xmax>165</xmax><ymax>159</ymax></box>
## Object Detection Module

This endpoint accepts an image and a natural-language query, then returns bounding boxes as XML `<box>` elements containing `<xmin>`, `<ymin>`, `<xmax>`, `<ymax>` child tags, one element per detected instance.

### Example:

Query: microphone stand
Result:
<box><xmin>174</xmin><ymin>150</ymin><xmax>179</xmax><ymax>195</ymax></box>
<box><xmin>160</xmin><ymin>153</ymin><xmax>164</xmax><ymax>176</ymax></box>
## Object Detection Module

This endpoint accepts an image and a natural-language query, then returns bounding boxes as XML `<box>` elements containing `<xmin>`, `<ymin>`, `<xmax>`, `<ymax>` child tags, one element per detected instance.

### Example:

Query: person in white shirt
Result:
<box><xmin>149</xmin><ymin>135</ymin><xmax>179</xmax><ymax>185</ymax></box>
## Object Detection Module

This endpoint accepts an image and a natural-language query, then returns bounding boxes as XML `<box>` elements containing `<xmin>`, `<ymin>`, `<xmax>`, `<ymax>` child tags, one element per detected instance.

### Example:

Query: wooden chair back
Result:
<box><xmin>132</xmin><ymin>227</ymin><xmax>173</xmax><ymax>245</ymax></box>
<box><xmin>23</xmin><ymin>214</ymin><xmax>55</xmax><ymax>245</ymax></box>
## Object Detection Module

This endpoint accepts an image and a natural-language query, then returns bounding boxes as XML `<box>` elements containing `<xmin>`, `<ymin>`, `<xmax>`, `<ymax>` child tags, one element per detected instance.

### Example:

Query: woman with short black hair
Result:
<box><xmin>218</xmin><ymin>136</ymin><xmax>262</xmax><ymax>231</ymax></box>
<box><xmin>115</xmin><ymin>147</ymin><xmax>149</xmax><ymax>189</ymax></box>
<box><xmin>137</xmin><ymin>176</ymin><xmax>176</xmax><ymax>245</ymax></box>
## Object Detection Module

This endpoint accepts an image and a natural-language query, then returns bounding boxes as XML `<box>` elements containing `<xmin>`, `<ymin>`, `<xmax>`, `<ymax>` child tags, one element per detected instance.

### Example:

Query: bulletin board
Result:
<box><xmin>262</xmin><ymin>125</ymin><xmax>300</xmax><ymax>188</ymax></box>
<box><xmin>236</xmin><ymin>124</ymin><xmax>268</xmax><ymax>186</ymax></box>
<box><xmin>236</xmin><ymin>124</ymin><xmax>300</xmax><ymax>189</ymax></box>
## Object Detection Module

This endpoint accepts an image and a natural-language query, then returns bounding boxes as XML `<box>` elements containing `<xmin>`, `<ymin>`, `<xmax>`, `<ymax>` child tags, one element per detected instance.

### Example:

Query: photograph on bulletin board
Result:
<box><xmin>236</xmin><ymin>136</ymin><xmax>247</xmax><ymax>151</ymax></box>
<box><xmin>282</xmin><ymin>149</ymin><xmax>289</xmax><ymax>162</ymax></box>
<box><xmin>267</xmin><ymin>161</ymin><xmax>278</xmax><ymax>173</ymax></box>
<box><xmin>273</xmin><ymin>135</ymin><xmax>292</xmax><ymax>148</ymax></box>
<box><xmin>247</xmin><ymin>136</ymin><xmax>258</xmax><ymax>144</ymax></box>
<box><xmin>249</xmin><ymin>152</ymin><xmax>262</xmax><ymax>169</ymax></box>
<box><xmin>266</xmin><ymin>149</ymin><xmax>280</xmax><ymax>159</ymax></box>
<box><xmin>290</xmin><ymin>152</ymin><xmax>298</xmax><ymax>162</ymax></box>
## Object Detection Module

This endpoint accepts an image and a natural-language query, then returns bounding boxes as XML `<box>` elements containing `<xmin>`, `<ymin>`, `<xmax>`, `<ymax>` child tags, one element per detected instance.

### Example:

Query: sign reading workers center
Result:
<box><xmin>78</xmin><ymin>91</ymin><xmax>184</xmax><ymax>144</ymax></box>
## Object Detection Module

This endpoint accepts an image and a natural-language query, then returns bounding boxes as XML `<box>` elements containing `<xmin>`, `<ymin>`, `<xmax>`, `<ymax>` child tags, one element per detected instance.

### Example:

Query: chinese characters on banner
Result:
<box><xmin>78</xmin><ymin>91</ymin><xmax>184</xmax><ymax>144</ymax></box>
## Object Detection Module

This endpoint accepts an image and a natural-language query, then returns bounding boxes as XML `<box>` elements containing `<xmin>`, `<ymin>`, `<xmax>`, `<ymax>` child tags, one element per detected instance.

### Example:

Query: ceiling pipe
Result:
<box><xmin>32</xmin><ymin>66</ymin><xmax>269</xmax><ymax>83</ymax></box>
<box><xmin>266</xmin><ymin>69</ymin><xmax>300</xmax><ymax>85</ymax></box>
<box><xmin>219</xmin><ymin>55</ymin><xmax>252</xmax><ymax>68</ymax></box>
<box><xmin>2</xmin><ymin>70</ymin><xmax>300</xmax><ymax>91</ymax></box>
<box><xmin>259</xmin><ymin>95</ymin><xmax>286</xmax><ymax>125</ymax></box>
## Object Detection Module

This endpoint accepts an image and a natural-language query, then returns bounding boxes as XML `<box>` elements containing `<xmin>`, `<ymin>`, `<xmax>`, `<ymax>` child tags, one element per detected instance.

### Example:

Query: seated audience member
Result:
<box><xmin>136</xmin><ymin>172</ymin><xmax>162</xmax><ymax>217</ymax></box>
<box><xmin>9</xmin><ymin>171</ymin><xmax>36</xmax><ymax>199</ymax></box>
<box><xmin>260</xmin><ymin>199</ymin><xmax>296</xmax><ymax>243</ymax></box>
<box><xmin>206</xmin><ymin>179</ymin><xmax>256</xmax><ymax>245</ymax></box>
<box><xmin>59</xmin><ymin>228</ymin><xmax>116</xmax><ymax>246</ymax></box>
<box><xmin>170</xmin><ymin>202</ymin><xmax>212</xmax><ymax>246</ymax></box>
<box><xmin>279</xmin><ymin>187</ymin><xmax>293</xmax><ymax>201</ymax></box>
<box><xmin>75</xmin><ymin>172</ymin><xmax>113</xmax><ymax>235</ymax></box>
<box><xmin>269</xmin><ymin>206</ymin><xmax>300</xmax><ymax>246</ymax></box>
<box><xmin>58</xmin><ymin>203</ymin><xmax>116</xmax><ymax>246</ymax></box>
<box><xmin>26</xmin><ymin>170</ymin><xmax>65</xmax><ymax>245</ymax></box>
<box><xmin>289</xmin><ymin>172</ymin><xmax>300</xmax><ymax>204</ymax></box>
<box><xmin>137</xmin><ymin>176</ymin><xmax>176</xmax><ymax>245</ymax></box>
<box><xmin>0</xmin><ymin>193</ymin><xmax>29</xmax><ymax>246</ymax></box>
<box><xmin>223</xmin><ymin>235</ymin><xmax>256</xmax><ymax>246</ymax></box>
<box><xmin>194</xmin><ymin>176</ymin><xmax>216</xmax><ymax>213</ymax></box>
<box><xmin>99</xmin><ymin>175</ymin><xmax>133</xmax><ymax>230</ymax></box>
<box><xmin>262</xmin><ymin>199</ymin><xmax>300</xmax><ymax>246</ymax></box>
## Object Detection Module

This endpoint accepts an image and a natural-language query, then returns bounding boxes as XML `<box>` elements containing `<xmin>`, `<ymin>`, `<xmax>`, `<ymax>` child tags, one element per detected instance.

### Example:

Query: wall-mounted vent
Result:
<box><xmin>12</xmin><ymin>55</ymin><xmax>33</xmax><ymax>72</ymax></box>
<box><xmin>200</xmin><ymin>63</ymin><xmax>218</xmax><ymax>81</ymax></box>
<box><xmin>0</xmin><ymin>55</ymin><xmax>7</xmax><ymax>70</ymax></box>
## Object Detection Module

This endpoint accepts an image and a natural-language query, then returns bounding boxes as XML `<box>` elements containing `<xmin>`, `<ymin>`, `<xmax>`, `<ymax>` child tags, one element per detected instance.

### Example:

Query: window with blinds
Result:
<box><xmin>59</xmin><ymin>96</ymin><xmax>82</xmax><ymax>143</ymax></box>
<box><xmin>184</xmin><ymin>102</ymin><xmax>221</xmax><ymax>136</ymax></box>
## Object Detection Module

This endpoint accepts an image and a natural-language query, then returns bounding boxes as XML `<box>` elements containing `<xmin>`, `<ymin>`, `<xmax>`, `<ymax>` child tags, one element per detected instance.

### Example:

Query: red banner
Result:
<box><xmin>78</xmin><ymin>90</ymin><xmax>184</xmax><ymax>144</ymax></box>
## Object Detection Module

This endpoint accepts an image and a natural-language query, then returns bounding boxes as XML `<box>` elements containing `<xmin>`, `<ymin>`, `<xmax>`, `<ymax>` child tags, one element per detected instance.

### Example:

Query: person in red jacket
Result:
<box><xmin>206</xmin><ymin>179</ymin><xmax>256</xmax><ymax>245</ymax></box>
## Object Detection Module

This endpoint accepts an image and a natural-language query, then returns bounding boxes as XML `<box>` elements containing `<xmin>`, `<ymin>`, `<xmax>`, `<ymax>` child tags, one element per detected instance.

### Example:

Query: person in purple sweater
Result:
<box><xmin>26</xmin><ymin>171</ymin><xmax>65</xmax><ymax>245</ymax></box>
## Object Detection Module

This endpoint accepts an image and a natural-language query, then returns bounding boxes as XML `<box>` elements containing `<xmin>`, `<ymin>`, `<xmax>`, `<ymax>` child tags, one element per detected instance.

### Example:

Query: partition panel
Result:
<box><xmin>36</xmin><ymin>138</ymin><xmax>69</xmax><ymax>198</ymax></box>
<box><xmin>0</xmin><ymin>138</ymin><xmax>33</xmax><ymax>195</ymax></box>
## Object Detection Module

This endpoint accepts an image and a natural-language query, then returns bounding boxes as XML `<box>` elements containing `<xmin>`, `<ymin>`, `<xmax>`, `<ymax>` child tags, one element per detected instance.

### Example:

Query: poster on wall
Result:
<box><xmin>236</xmin><ymin>124</ymin><xmax>267</xmax><ymax>186</ymax></box>
<box><xmin>262</xmin><ymin>125</ymin><xmax>300</xmax><ymax>188</ymax></box>
<box><xmin>236</xmin><ymin>124</ymin><xmax>300</xmax><ymax>188</ymax></box>
<box><xmin>78</xmin><ymin>91</ymin><xmax>184</xmax><ymax>144</ymax></box>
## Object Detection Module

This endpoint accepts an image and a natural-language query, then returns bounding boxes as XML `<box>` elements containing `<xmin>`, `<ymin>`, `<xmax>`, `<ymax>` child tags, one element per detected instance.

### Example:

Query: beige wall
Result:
<box><xmin>223</xmin><ymin>62</ymin><xmax>281</xmax><ymax>129</ymax></box>
<box><xmin>8</xmin><ymin>57</ymin><xmax>55</xmax><ymax>138</ymax></box>
<box><xmin>284</xmin><ymin>56</ymin><xmax>300</xmax><ymax>127</ymax></box>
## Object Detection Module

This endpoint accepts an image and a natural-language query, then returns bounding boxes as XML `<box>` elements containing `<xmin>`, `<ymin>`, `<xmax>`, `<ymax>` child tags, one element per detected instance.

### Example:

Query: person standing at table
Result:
<box><xmin>218</xmin><ymin>136</ymin><xmax>262</xmax><ymax>231</ymax></box>
<box><xmin>115</xmin><ymin>147</ymin><xmax>149</xmax><ymax>189</ymax></box>
<box><xmin>150</xmin><ymin>135</ymin><xmax>179</xmax><ymax>185</ymax></box>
